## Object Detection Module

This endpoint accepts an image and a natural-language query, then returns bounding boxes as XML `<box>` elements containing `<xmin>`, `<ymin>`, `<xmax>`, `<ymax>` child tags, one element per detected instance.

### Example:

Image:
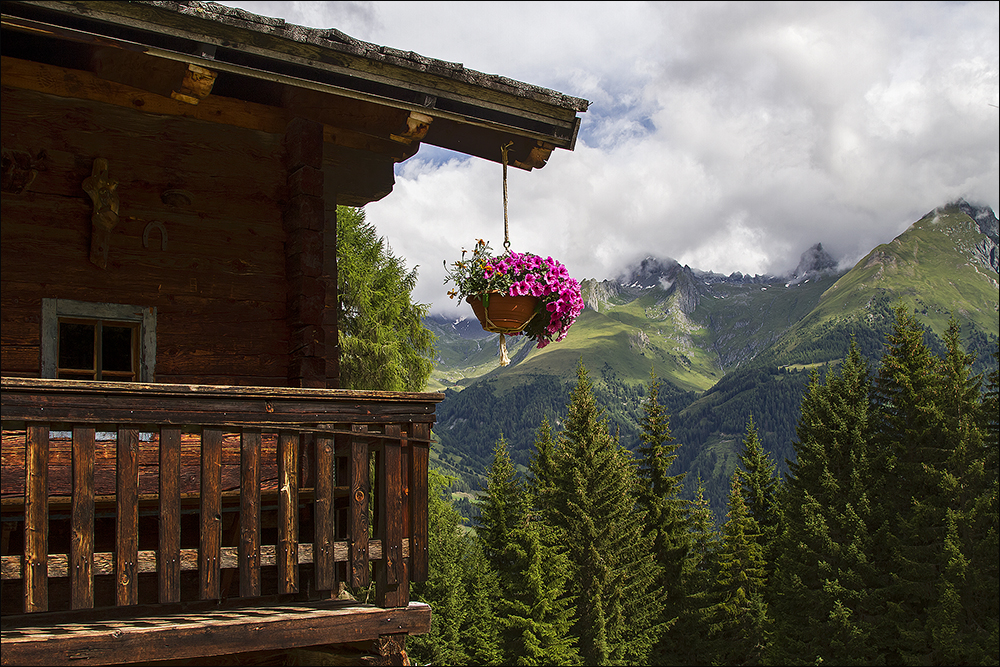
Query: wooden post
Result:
<box><xmin>24</xmin><ymin>424</ymin><xmax>49</xmax><ymax>613</ymax></box>
<box><xmin>115</xmin><ymin>428</ymin><xmax>139</xmax><ymax>606</ymax></box>
<box><xmin>314</xmin><ymin>433</ymin><xmax>336</xmax><ymax>592</ymax></box>
<box><xmin>71</xmin><ymin>426</ymin><xmax>95</xmax><ymax>609</ymax></box>
<box><xmin>277</xmin><ymin>431</ymin><xmax>299</xmax><ymax>594</ymax></box>
<box><xmin>284</xmin><ymin>116</ymin><xmax>326</xmax><ymax>388</ymax></box>
<box><xmin>376</xmin><ymin>425</ymin><xmax>407</xmax><ymax>608</ymax></box>
<box><xmin>349</xmin><ymin>425</ymin><xmax>370</xmax><ymax>589</ymax></box>
<box><xmin>240</xmin><ymin>429</ymin><xmax>261</xmax><ymax>598</ymax></box>
<box><xmin>158</xmin><ymin>425</ymin><xmax>182</xmax><ymax>603</ymax></box>
<box><xmin>200</xmin><ymin>428</ymin><xmax>223</xmax><ymax>600</ymax></box>
<box><xmin>410</xmin><ymin>423</ymin><xmax>430</xmax><ymax>582</ymax></box>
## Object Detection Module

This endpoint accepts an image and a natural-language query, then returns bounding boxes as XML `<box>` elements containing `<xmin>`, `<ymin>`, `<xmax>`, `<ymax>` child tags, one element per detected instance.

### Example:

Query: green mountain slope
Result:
<box><xmin>426</xmin><ymin>201</ymin><xmax>1000</xmax><ymax>521</ymax></box>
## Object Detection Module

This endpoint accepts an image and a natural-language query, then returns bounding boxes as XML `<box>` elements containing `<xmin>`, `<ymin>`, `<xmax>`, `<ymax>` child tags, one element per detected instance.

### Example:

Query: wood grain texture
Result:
<box><xmin>349</xmin><ymin>424</ymin><xmax>370</xmax><ymax>590</ymax></box>
<box><xmin>277</xmin><ymin>431</ymin><xmax>299</xmax><ymax>594</ymax></box>
<box><xmin>199</xmin><ymin>428</ymin><xmax>223</xmax><ymax>600</ymax></box>
<box><xmin>0</xmin><ymin>601</ymin><xmax>432</xmax><ymax>666</ymax></box>
<box><xmin>70</xmin><ymin>426</ymin><xmax>95</xmax><ymax>609</ymax></box>
<box><xmin>24</xmin><ymin>425</ymin><xmax>49</xmax><ymax>613</ymax></box>
<box><xmin>313</xmin><ymin>433</ymin><xmax>336</xmax><ymax>592</ymax></box>
<box><xmin>157</xmin><ymin>426</ymin><xmax>181</xmax><ymax>603</ymax></box>
<box><xmin>410</xmin><ymin>423</ymin><xmax>430</xmax><ymax>582</ymax></box>
<box><xmin>239</xmin><ymin>429</ymin><xmax>261</xmax><ymax>598</ymax></box>
<box><xmin>115</xmin><ymin>428</ymin><xmax>139</xmax><ymax>606</ymax></box>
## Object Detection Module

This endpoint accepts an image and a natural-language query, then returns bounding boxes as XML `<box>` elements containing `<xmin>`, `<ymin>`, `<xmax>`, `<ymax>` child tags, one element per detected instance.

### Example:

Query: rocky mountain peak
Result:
<box><xmin>787</xmin><ymin>243</ymin><xmax>838</xmax><ymax>285</ymax></box>
<box><xmin>952</xmin><ymin>199</ymin><xmax>998</xmax><ymax>273</ymax></box>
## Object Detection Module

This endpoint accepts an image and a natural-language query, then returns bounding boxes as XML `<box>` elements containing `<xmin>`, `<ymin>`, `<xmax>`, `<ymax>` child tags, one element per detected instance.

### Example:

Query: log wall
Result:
<box><xmin>1</xmin><ymin>82</ymin><xmax>291</xmax><ymax>385</ymax></box>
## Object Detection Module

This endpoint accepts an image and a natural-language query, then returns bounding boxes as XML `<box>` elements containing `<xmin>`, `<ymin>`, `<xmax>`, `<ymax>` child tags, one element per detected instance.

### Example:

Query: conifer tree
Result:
<box><xmin>706</xmin><ymin>474</ymin><xmax>771</xmax><ymax>665</ymax></box>
<box><xmin>477</xmin><ymin>434</ymin><xmax>527</xmax><ymax>572</ymax></box>
<box><xmin>635</xmin><ymin>370</ymin><xmax>688</xmax><ymax>664</ymax></box>
<box><xmin>771</xmin><ymin>339</ymin><xmax>880</xmax><ymax>665</ymax></box>
<box><xmin>666</xmin><ymin>479</ymin><xmax>720</xmax><ymax>665</ymax></box>
<box><xmin>869</xmin><ymin>306</ymin><xmax>992</xmax><ymax>663</ymax></box>
<box><xmin>409</xmin><ymin>469</ymin><xmax>475</xmax><ymax>665</ymax></box>
<box><xmin>496</xmin><ymin>519</ymin><xmax>581</xmax><ymax>666</ymax></box>
<box><xmin>336</xmin><ymin>206</ymin><xmax>434</xmax><ymax>391</ymax></box>
<box><xmin>542</xmin><ymin>361</ymin><xmax>663</xmax><ymax>665</ymax></box>
<box><xmin>735</xmin><ymin>414</ymin><xmax>780</xmax><ymax>573</ymax></box>
<box><xmin>527</xmin><ymin>416</ymin><xmax>560</xmax><ymax>519</ymax></box>
<box><xmin>460</xmin><ymin>540</ymin><xmax>503</xmax><ymax>666</ymax></box>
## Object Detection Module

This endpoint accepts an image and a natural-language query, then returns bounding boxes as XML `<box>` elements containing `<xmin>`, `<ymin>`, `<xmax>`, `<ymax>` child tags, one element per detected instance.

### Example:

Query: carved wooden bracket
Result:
<box><xmin>82</xmin><ymin>158</ymin><xmax>120</xmax><ymax>269</ymax></box>
<box><xmin>171</xmin><ymin>64</ymin><xmax>217</xmax><ymax>105</ymax></box>
<box><xmin>512</xmin><ymin>141</ymin><xmax>555</xmax><ymax>170</ymax></box>
<box><xmin>390</xmin><ymin>112</ymin><xmax>433</xmax><ymax>145</ymax></box>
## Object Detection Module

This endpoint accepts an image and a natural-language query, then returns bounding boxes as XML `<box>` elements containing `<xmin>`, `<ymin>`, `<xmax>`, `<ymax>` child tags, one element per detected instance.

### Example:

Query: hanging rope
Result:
<box><xmin>501</xmin><ymin>141</ymin><xmax>513</xmax><ymax>253</ymax></box>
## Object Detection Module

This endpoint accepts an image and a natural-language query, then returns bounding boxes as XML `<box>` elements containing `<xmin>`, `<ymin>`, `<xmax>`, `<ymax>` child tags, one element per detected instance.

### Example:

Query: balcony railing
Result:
<box><xmin>0</xmin><ymin>377</ymin><xmax>443</xmax><ymax>621</ymax></box>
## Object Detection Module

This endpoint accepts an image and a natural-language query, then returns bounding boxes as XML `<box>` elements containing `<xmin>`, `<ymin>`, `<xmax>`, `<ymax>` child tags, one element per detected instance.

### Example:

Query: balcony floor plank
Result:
<box><xmin>0</xmin><ymin>600</ymin><xmax>431</xmax><ymax>666</ymax></box>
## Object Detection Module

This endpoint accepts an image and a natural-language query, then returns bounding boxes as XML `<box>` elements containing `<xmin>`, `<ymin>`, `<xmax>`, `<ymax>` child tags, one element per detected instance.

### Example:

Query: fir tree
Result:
<box><xmin>496</xmin><ymin>519</ymin><xmax>581</xmax><ymax>666</ymax></box>
<box><xmin>869</xmin><ymin>306</ymin><xmax>993</xmax><ymax>663</ymax></box>
<box><xmin>527</xmin><ymin>416</ymin><xmax>560</xmax><ymax>519</ymax></box>
<box><xmin>772</xmin><ymin>339</ymin><xmax>880</xmax><ymax>665</ymax></box>
<box><xmin>542</xmin><ymin>361</ymin><xmax>664</xmax><ymax>665</ymax></box>
<box><xmin>635</xmin><ymin>370</ymin><xmax>687</xmax><ymax>664</ymax></box>
<box><xmin>666</xmin><ymin>479</ymin><xmax>720</xmax><ymax>665</ymax></box>
<box><xmin>734</xmin><ymin>414</ymin><xmax>780</xmax><ymax>573</ymax></box>
<box><xmin>409</xmin><ymin>469</ymin><xmax>474</xmax><ymax>665</ymax></box>
<box><xmin>706</xmin><ymin>474</ymin><xmax>771</xmax><ymax>666</ymax></box>
<box><xmin>477</xmin><ymin>434</ymin><xmax>527</xmax><ymax>573</ymax></box>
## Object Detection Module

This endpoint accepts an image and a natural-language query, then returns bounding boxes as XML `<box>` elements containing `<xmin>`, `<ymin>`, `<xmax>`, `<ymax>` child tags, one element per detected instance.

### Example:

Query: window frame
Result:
<box><xmin>41</xmin><ymin>299</ymin><xmax>156</xmax><ymax>382</ymax></box>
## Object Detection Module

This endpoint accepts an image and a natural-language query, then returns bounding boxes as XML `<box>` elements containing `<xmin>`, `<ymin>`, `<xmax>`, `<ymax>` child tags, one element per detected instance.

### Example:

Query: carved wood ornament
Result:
<box><xmin>82</xmin><ymin>158</ymin><xmax>119</xmax><ymax>269</ymax></box>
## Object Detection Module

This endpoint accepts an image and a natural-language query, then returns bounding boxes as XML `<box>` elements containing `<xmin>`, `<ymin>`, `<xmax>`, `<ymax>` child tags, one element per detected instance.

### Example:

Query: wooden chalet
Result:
<box><xmin>0</xmin><ymin>1</ymin><xmax>588</xmax><ymax>664</ymax></box>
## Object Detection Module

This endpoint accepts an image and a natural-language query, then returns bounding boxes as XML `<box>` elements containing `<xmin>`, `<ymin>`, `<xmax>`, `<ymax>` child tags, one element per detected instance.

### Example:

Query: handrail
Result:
<box><xmin>1</xmin><ymin>377</ymin><xmax>438</xmax><ymax>615</ymax></box>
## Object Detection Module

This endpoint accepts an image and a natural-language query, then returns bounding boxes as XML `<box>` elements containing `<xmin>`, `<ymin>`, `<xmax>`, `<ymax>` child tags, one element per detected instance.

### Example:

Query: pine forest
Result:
<box><xmin>404</xmin><ymin>305</ymin><xmax>999</xmax><ymax>666</ymax></box>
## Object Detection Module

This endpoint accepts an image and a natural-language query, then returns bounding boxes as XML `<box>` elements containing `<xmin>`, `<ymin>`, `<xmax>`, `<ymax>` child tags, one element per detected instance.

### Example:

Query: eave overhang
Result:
<box><xmin>1</xmin><ymin>0</ymin><xmax>588</xmax><ymax>171</ymax></box>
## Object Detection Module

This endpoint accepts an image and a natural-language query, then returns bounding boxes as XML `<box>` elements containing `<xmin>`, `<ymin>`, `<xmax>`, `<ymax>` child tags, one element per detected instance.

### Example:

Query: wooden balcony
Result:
<box><xmin>0</xmin><ymin>377</ymin><xmax>443</xmax><ymax>666</ymax></box>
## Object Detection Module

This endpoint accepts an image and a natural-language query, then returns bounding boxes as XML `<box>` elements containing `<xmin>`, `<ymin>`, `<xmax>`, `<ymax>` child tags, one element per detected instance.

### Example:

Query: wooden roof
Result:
<box><xmin>1</xmin><ymin>0</ymin><xmax>589</xmax><ymax>173</ymax></box>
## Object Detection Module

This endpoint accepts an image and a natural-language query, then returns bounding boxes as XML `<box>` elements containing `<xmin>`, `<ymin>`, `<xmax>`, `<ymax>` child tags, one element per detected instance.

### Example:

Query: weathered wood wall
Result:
<box><xmin>1</xmin><ymin>81</ymin><xmax>290</xmax><ymax>385</ymax></box>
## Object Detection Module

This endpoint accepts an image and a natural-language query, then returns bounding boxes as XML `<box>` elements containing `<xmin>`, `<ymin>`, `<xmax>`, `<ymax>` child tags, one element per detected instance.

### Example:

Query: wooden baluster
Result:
<box><xmin>158</xmin><ymin>425</ymin><xmax>181</xmax><ymax>603</ymax></box>
<box><xmin>349</xmin><ymin>424</ymin><xmax>370</xmax><ymax>589</ymax></box>
<box><xmin>314</xmin><ymin>433</ymin><xmax>336</xmax><ymax>593</ymax></box>
<box><xmin>71</xmin><ymin>426</ymin><xmax>95</xmax><ymax>609</ymax></box>
<box><xmin>200</xmin><ymin>428</ymin><xmax>223</xmax><ymax>599</ymax></box>
<box><xmin>115</xmin><ymin>428</ymin><xmax>140</xmax><ymax>606</ymax></box>
<box><xmin>410</xmin><ymin>423</ymin><xmax>430</xmax><ymax>583</ymax></box>
<box><xmin>240</xmin><ymin>428</ymin><xmax>261</xmax><ymax>598</ymax></box>
<box><xmin>24</xmin><ymin>424</ymin><xmax>49</xmax><ymax>613</ymax></box>
<box><xmin>376</xmin><ymin>424</ymin><xmax>405</xmax><ymax>607</ymax></box>
<box><xmin>277</xmin><ymin>431</ymin><xmax>299</xmax><ymax>594</ymax></box>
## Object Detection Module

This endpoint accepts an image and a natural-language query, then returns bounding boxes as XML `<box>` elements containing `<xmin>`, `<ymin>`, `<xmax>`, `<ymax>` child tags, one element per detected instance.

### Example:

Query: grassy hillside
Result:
<box><xmin>425</xmin><ymin>202</ymin><xmax>999</xmax><ymax>523</ymax></box>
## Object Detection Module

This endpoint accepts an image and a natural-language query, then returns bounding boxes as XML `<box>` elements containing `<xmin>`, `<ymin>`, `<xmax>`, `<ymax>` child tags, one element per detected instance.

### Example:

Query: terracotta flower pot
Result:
<box><xmin>466</xmin><ymin>294</ymin><xmax>540</xmax><ymax>333</ymax></box>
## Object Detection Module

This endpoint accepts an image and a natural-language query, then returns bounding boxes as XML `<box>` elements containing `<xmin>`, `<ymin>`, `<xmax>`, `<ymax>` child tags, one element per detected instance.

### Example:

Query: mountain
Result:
<box><xmin>424</xmin><ymin>201</ymin><xmax>1000</xmax><ymax>518</ymax></box>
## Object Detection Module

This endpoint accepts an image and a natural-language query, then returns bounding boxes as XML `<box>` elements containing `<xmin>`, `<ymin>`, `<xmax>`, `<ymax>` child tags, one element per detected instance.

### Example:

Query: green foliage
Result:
<box><xmin>336</xmin><ymin>206</ymin><xmax>434</xmax><ymax>391</ymax></box>
<box><xmin>772</xmin><ymin>339</ymin><xmax>880</xmax><ymax>664</ymax></box>
<box><xmin>476</xmin><ymin>435</ymin><xmax>526</xmax><ymax>571</ymax></box>
<box><xmin>541</xmin><ymin>361</ymin><xmax>665</xmax><ymax>665</ymax></box>
<box><xmin>409</xmin><ymin>469</ymin><xmax>499</xmax><ymax>665</ymax></box>
<box><xmin>496</xmin><ymin>520</ymin><xmax>581</xmax><ymax>666</ymax></box>
<box><xmin>706</xmin><ymin>475</ymin><xmax>771</xmax><ymax>665</ymax></box>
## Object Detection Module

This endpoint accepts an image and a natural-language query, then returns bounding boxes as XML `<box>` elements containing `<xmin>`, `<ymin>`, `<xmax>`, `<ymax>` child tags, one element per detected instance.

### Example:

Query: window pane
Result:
<box><xmin>58</xmin><ymin>322</ymin><xmax>95</xmax><ymax>370</ymax></box>
<box><xmin>103</xmin><ymin>325</ymin><xmax>135</xmax><ymax>372</ymax></box>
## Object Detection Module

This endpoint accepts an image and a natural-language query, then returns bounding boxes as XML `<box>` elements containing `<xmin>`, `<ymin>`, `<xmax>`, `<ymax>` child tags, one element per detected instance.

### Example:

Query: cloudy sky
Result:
<box><xmin>219</xmin><ymin>1</ymin><xmax>999</xmax><ymax>315</ymax></box>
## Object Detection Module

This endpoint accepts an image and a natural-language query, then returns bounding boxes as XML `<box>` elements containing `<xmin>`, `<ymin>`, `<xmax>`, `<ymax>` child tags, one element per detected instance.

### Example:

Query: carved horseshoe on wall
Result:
<box><xmin>142</xmin><ymin>221</ymin><xmax>168</xmax><ymax>251</ymax></box>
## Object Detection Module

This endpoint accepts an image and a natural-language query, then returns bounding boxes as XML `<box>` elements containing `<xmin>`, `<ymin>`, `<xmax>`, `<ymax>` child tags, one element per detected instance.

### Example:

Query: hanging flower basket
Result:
<box><xmin>466</xmin><ymin>293</ymin><xmax>540</xmax><ymax>333</ymax></box>
<box><xmin>444</xmin><ymin>239</ymin><xmax>584</xmax><ymax>364</ymax></box>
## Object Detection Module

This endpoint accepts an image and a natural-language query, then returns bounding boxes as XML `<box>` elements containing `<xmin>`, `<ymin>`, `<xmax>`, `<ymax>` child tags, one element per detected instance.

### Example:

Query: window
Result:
<box><xmin>42</xmin><ymin>299</ymin><xmax>156</xmax><ymax>382</ymax></box>
<box><xmin>57</xmin><ymin>318</ymin><xmax>139</xmax><ymax>381</ymax></box>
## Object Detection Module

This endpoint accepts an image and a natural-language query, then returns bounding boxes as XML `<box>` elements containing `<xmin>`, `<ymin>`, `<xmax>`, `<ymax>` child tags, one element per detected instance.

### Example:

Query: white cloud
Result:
<box><xmin>219</xmin><ymin>1</ymin><xmax>999</xmax><ymax>313</ymax></box>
